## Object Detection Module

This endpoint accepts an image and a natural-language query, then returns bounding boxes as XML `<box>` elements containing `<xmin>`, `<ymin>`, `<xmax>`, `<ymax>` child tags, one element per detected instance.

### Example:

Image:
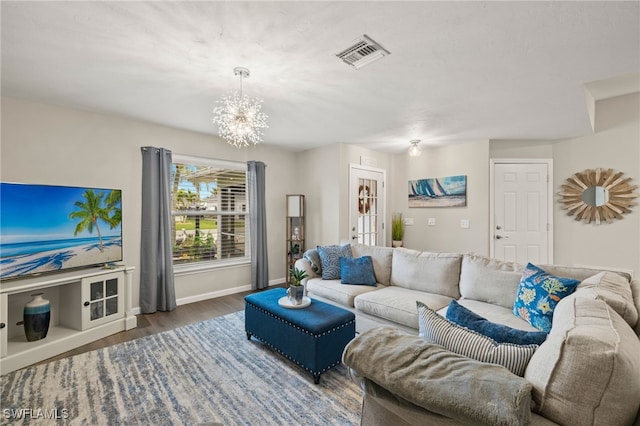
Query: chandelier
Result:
<box><xmin>213</xmin><ymin>67</ymin><xmax>268</xmax><ymax>148</ymax></box>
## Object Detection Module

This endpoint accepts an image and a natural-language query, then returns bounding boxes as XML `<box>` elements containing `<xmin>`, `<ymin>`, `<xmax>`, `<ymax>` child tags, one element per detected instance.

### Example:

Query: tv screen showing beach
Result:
<box><xmin>0</xmin><ymin>183</ymin><xmax>122</xmax><ymax>280</ymax></box>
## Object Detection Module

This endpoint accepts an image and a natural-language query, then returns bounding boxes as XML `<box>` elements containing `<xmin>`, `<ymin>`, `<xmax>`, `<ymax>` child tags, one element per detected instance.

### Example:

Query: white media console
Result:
<box><xmin>0</xmin><ymin>266</ymin><xmax>137</xmax><ymax>374</ymax></box>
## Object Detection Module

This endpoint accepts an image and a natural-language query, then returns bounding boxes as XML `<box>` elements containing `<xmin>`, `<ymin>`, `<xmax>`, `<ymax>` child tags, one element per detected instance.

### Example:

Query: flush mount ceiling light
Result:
<box><xmin>408</xmin><ymin>140</ymin><xmax>422</xmax><ymax>157</ymax></box>
<box><xmin>213</xmin><ymin>67</ymin><xmax>268</xmax><ymax>148</ymax></box>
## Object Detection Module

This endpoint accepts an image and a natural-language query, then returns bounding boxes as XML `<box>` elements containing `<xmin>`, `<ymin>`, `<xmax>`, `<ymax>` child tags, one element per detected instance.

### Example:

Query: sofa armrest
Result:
<box><xmin>630</xmin><ymin>279</ymin><xmax>640</xmax><ymax>336</ymax></box>
<box><xmin>294</xmin><ymin>258</ymin><xmax>319</xmax><ymax>286</ymax></box>
<box><xmin>343</xmin><ymin>326</ymin><xmax>533</xmax><ymax>426</ymax></box>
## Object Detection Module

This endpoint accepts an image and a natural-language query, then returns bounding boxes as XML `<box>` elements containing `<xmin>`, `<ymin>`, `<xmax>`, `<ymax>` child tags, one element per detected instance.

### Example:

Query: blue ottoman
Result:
<box><xmin>245</xmin><ymin>287</ymin><xmax>356</xmax><ymax>384</ymax></box>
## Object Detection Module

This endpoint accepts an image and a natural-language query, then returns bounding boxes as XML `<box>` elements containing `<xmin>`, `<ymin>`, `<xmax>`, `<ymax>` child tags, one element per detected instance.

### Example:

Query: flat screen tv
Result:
<box><xmin>0</xmin><ymin>182</ymin><xmax>122</xmax><ymax>280</ymax></box>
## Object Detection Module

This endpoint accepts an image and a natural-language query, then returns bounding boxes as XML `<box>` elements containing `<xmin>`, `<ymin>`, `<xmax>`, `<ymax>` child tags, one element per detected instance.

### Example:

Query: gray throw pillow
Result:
<box><xmin>303</xmin><ymin>248</ymin><xmax>322</xmax><ymax>274</ymax></box>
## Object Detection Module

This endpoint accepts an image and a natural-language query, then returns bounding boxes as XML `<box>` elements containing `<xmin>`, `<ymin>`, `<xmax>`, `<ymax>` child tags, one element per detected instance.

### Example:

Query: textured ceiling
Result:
<box><xmin>2</xmin><ymin>1</ymin><xmax>639</xmax><ymax>153</ymax></box>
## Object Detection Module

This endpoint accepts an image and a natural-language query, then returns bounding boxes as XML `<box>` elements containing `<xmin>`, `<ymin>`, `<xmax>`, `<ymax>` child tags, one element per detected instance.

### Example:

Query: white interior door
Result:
<box><xmin>349</xmin><ymin>165</ymin><xmax>385</xmax><ymax>246</ymax></box>
<box><xmin>491</xmin><ymin>160</ymin><xmax>553</xmax><ymax>264</ymax></box>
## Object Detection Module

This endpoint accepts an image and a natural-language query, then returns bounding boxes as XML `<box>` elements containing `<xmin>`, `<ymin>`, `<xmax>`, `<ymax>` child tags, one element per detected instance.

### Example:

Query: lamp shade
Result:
<box><xmin>287</xmin><ymin>194</ymin><xmax>304</xmax><ymax>217</ymax></box>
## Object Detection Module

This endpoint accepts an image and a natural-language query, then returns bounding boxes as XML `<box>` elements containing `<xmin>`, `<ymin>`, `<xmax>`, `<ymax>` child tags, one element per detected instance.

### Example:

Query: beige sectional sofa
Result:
<box><xmin>294</xmin><ymin>243</ymin><xmax>640</xmax><ymax>426</ymax></box>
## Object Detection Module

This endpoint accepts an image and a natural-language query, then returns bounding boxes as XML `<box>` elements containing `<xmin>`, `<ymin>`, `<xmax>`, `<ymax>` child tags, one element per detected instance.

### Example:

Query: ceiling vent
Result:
<box><xmin>336</xmin><ymin>35</ymin><xmax>390</xmax><ymax>69</ymax></box>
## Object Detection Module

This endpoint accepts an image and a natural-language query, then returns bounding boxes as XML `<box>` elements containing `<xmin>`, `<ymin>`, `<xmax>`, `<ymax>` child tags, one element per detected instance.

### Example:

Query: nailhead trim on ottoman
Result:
<box><xmin>244</xmin><ymin>287</ymin><xmax>356</xmax><ymax>384</ymax></box>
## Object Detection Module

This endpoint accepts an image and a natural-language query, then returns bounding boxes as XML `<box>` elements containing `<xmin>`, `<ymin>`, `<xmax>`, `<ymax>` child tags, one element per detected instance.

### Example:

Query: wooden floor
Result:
<box><xmin>40</xmin><ymin>287</ymin><xmax>269</xmax><ymax>365</ymax></box>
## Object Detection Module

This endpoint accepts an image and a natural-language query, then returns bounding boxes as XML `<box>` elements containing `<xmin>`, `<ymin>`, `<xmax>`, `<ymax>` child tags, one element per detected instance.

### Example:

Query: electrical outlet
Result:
<box><xmin>427</xmin><ymin>218</ymin><xmax>436</xmax><ymax>226</ymax></box>
<box><xmin>460</xmin><ymin>219</ymin><xmax>470</xmax><ymax>229</ymax></box>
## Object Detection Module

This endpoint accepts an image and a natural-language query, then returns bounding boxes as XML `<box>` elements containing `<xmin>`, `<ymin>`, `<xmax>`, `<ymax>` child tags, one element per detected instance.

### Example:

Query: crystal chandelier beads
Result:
<box><xmin>212</xmin><ymin>67</ymin><xmax>268</xmax><ymax>148</ymax></box>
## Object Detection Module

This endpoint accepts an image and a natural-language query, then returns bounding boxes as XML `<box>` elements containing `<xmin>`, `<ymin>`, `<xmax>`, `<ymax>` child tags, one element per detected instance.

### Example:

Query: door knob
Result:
<box><xmin>495</xmin><ymin>235</ymin><xmax>509</xmax><ymax>239</ymax></box>
<box><xmin>351</xmin><ymin>235</ymin><xmax>357</xmax><ymax>240</ymax></box>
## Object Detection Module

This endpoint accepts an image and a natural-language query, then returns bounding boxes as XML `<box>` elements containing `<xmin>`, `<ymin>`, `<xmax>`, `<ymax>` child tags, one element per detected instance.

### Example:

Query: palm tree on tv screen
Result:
<box><xmin>69</xmin><ymin>189</ymin><xmax>113</xmax><ymax>252</ymax></box>
<box><xmin>105</xmin><ymin>190</ymin><xmax>122</xmax><ymax>229</ymax></box>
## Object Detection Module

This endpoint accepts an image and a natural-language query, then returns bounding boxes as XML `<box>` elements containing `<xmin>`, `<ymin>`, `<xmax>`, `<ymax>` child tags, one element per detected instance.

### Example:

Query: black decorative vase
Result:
<box><xmin>24</xmin><ymin>293</ymin><xmax>50</xmax><ymax>342</ymax></box>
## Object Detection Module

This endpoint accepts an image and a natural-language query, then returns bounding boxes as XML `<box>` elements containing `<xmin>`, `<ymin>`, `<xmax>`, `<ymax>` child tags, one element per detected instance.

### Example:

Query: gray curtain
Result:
<box><xmin>140</xmin><ymin>146</ymin><xmax>176</xmax><ymax>313</ymax></box>
<box><xmin>248</xmin><ymin>161</ymin><xmax>269</xmax><ymax>290</ymax></box>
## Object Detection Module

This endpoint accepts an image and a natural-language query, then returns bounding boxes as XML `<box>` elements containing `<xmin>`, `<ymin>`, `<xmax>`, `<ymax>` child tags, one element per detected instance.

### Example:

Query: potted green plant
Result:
<box><xmin>288</xmin><ymin>267</ymin><xmax>308</xmax><ymax>305</ymax></box>
<box><xmin>391</xmin><ymin>213</ymin><xmax>404</xmax><ymax>247</ymax></box>
<box><xmin>287</xmin><ymin>266</ymin><xmax>308</xmax><ymax>305</ymax></box>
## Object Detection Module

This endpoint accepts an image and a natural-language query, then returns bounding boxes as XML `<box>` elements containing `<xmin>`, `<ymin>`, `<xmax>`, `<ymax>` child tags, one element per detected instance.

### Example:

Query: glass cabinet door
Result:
<box><xmin>82</xmin><ymin>272</ymin><xmax>124</xmax><ymax>329</ymax></box>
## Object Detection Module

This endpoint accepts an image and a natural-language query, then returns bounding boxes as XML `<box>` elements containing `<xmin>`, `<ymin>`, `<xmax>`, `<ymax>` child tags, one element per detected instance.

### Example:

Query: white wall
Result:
<box><xmin>1</xmin><ymin>97</ymin><xmax>299</xmax><ymax>308</ymax></box>
<box><xmin>302</xmin><ymin>91</ymin><xmax>639</xmax><ymax>278</ymax></box>
<box><xmin>3</xmin><ymin>91</ymin><xmax>638</xmax><ymax>311</ymax></box>
<box><xmin>552</xmin><ymin>93</ymin><xmax>640</xmax><ymax>276</ymax></box>
<box><xmin>297</xmin><ymin>143</ymin><xmax>392</xmax><ymax>248</ymax></box>
<box><xmin>338</xmin><ymin>144</ymin><xmax>392</xmax><ymax>243</ymax></box>
<box><xmin>488</xmin><ymin>94</ymin><xmax>640</xmax><ymax>276</ymax></box>
<box><xmin>389</xmin><ymin>141</ymin><xmax>491</xmax><ymax>255</ymax></box>
<box><xmin>297</xmin><ymin>144</ymin><xmax>342</xmax><ymax>247</ymax></box>
<box><xmin>490</xmin><ymin>139</ymin><xmax>555</xmax><ymax>159</ymax></box>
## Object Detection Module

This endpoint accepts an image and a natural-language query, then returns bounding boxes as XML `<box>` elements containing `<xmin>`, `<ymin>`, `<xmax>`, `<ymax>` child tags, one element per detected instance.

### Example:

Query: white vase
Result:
<box><xmin>392</xmin><ymin>240</ymin><xmax>403</xmax><ymax>248</ymax></box>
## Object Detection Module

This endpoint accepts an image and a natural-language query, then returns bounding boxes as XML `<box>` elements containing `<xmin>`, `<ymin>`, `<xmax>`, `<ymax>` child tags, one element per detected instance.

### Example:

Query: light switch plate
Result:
<box><xmin>427</xmin><ymin>218</ymin><xmax>436</xmax><ymax>226</ymax></box>
<box><xmin>404</xmin><ymin>217</ymin><xmax>414</xmax><ymax>225</ymax></box>
<box><xmin>460</xmin><ymin>219</ymin><xmax>470</xmax><ymax>229</ymax></box>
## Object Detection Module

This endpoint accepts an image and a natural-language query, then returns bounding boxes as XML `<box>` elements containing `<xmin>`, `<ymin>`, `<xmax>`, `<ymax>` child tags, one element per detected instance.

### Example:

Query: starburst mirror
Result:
<box><xmin>558</xmin><ymin>168</ymin><xmax>639</xmax><ymax>224</ymax></box>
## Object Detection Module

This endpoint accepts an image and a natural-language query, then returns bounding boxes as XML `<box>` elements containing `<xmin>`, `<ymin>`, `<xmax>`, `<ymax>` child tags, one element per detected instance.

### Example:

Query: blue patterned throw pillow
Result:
<box><xmin>513</xmin><ymin>263</ymin><xmax>580</xmax><ymax>332</ymax></box>
<box><xmin>446</xmin><ymin>300</ymin><xmax>547</xmax><ymax>345</ymax></box>
<box><xmin>340</xmin><ymin>256</ymin><xmax>377</xmax><ymax>286</ymax></box>
<box><xmin>317</xmin><ymin>244</ymin><xmax>352</xmax><ymax>280</ymax></box>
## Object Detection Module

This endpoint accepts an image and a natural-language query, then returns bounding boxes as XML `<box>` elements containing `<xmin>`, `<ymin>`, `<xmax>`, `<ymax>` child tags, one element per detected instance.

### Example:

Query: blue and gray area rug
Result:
<box><xmin>1</xmin><ymin>311</ymin><xmax>362</xmax><ymax>425</ymax></box>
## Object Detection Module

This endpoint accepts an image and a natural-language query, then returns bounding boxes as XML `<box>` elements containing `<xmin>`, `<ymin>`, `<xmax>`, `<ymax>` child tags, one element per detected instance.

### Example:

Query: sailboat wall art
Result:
<box><xmin>408</xmin><ymin>175</ymin><xmax>467</xmax><ymax>208</ymax></box>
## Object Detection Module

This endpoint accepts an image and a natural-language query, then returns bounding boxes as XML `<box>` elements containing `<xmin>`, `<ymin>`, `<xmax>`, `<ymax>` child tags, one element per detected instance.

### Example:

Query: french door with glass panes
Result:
<box><xmin>349</xmin><ymin>165</ymin><xmax>386</xmax><ymax>246</ymax></box>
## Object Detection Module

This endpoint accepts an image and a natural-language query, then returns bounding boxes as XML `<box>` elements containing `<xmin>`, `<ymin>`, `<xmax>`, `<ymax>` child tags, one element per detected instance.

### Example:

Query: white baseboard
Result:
<box><xmin>176</xmin><ymin>285</ymin><xmax>252</xmax><ymax>306</ymax></box>
<box><xmin>130</xmin><ymin>277</ymin><xmax>287</xmax><ymax>314</ymax></box>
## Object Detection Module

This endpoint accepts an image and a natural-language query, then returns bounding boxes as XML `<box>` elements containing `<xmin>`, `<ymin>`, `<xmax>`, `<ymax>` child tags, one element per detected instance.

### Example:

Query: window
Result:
<box><xmin>171</xmin><ymin>154</ymin><xmax>249</xmax><ymax>269</ymax></box>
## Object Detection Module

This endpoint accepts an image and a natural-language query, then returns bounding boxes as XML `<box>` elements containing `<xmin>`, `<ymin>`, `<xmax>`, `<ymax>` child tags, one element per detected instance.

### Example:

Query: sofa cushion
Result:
<box><xmin>538</xmin><ymin>263</ymin><xmax>632</xmax><ymax>283</ymax></box>
<box><xmin>567</xmin><ymin>271</ymin><xmax>638</xmax><ymax>328</ymax></box>
<box><xmin>390</xmin><ymin>248</ymin><xmax>462</xmax><ymax>298</ymax></box>
<box><xmin>350</xmin><ymin>243</ymin><xmax>394</xmax><ymax>285</ymax></box>
<box><xmin>317</xmin><ymin>244</ymin><xmax>352</xmax><ymax>280</ymax></box>
<box><xmin>355</xmin><ymin>287</ymin><xmax>452</xmax><ymax>329</ymax></box>
<box><xmin>513</xmin><ymin>263</ymin><xmax>580</xmax><ymax>332</ymax></box>
<box><xmin>446</xmin><ymin>300</ymin><xmax>547</xmax><ymax>346</ymax></box>
<box><xmin>417</xmin><ymin>302</ymin><xmax>538</xmax><ymax>376</ymax></box>
<box><xmin>340</xmin><ymin>256</ymin><xmax>377</xmax><ymax>286</ymax></box>
<box><xmin>525</xmin><ymin>297</ymin><xmax>640</xmax><ymax>426</ymax></box>
<box><xmin>302</xmin><ymin>248</ymin><xmax>322</xmax><ymax>275</ymax></box>
<box><xmin>459</xmin><ymin>255</ymin><xmax>523</xmax><ymax>309</ymax></box>
<box><xmin>306</xmin><ymin>277</ymin><xmax>381</xmax><ymax>307</ymax></box>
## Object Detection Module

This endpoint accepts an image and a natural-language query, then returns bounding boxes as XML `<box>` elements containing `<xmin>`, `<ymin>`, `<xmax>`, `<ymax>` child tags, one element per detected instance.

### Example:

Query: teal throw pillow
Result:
<box><xmin>513</xmin><ymin>263</ymin><xmax>580</xmax><ymax>332</ymax></box>
<box><xmin>340</xmin><ymin>256</ymin><xmax>377</xmax><ymax>286</ymax></box>
<box><xmin>317</xmin><ymin>244</ymin><xmax>352</xmax><ymax>280</ymax></box>
<box><xmin>446</xmin><ymin>300</ymin><xmax>547</xmax><ymax>345</ymax></box>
